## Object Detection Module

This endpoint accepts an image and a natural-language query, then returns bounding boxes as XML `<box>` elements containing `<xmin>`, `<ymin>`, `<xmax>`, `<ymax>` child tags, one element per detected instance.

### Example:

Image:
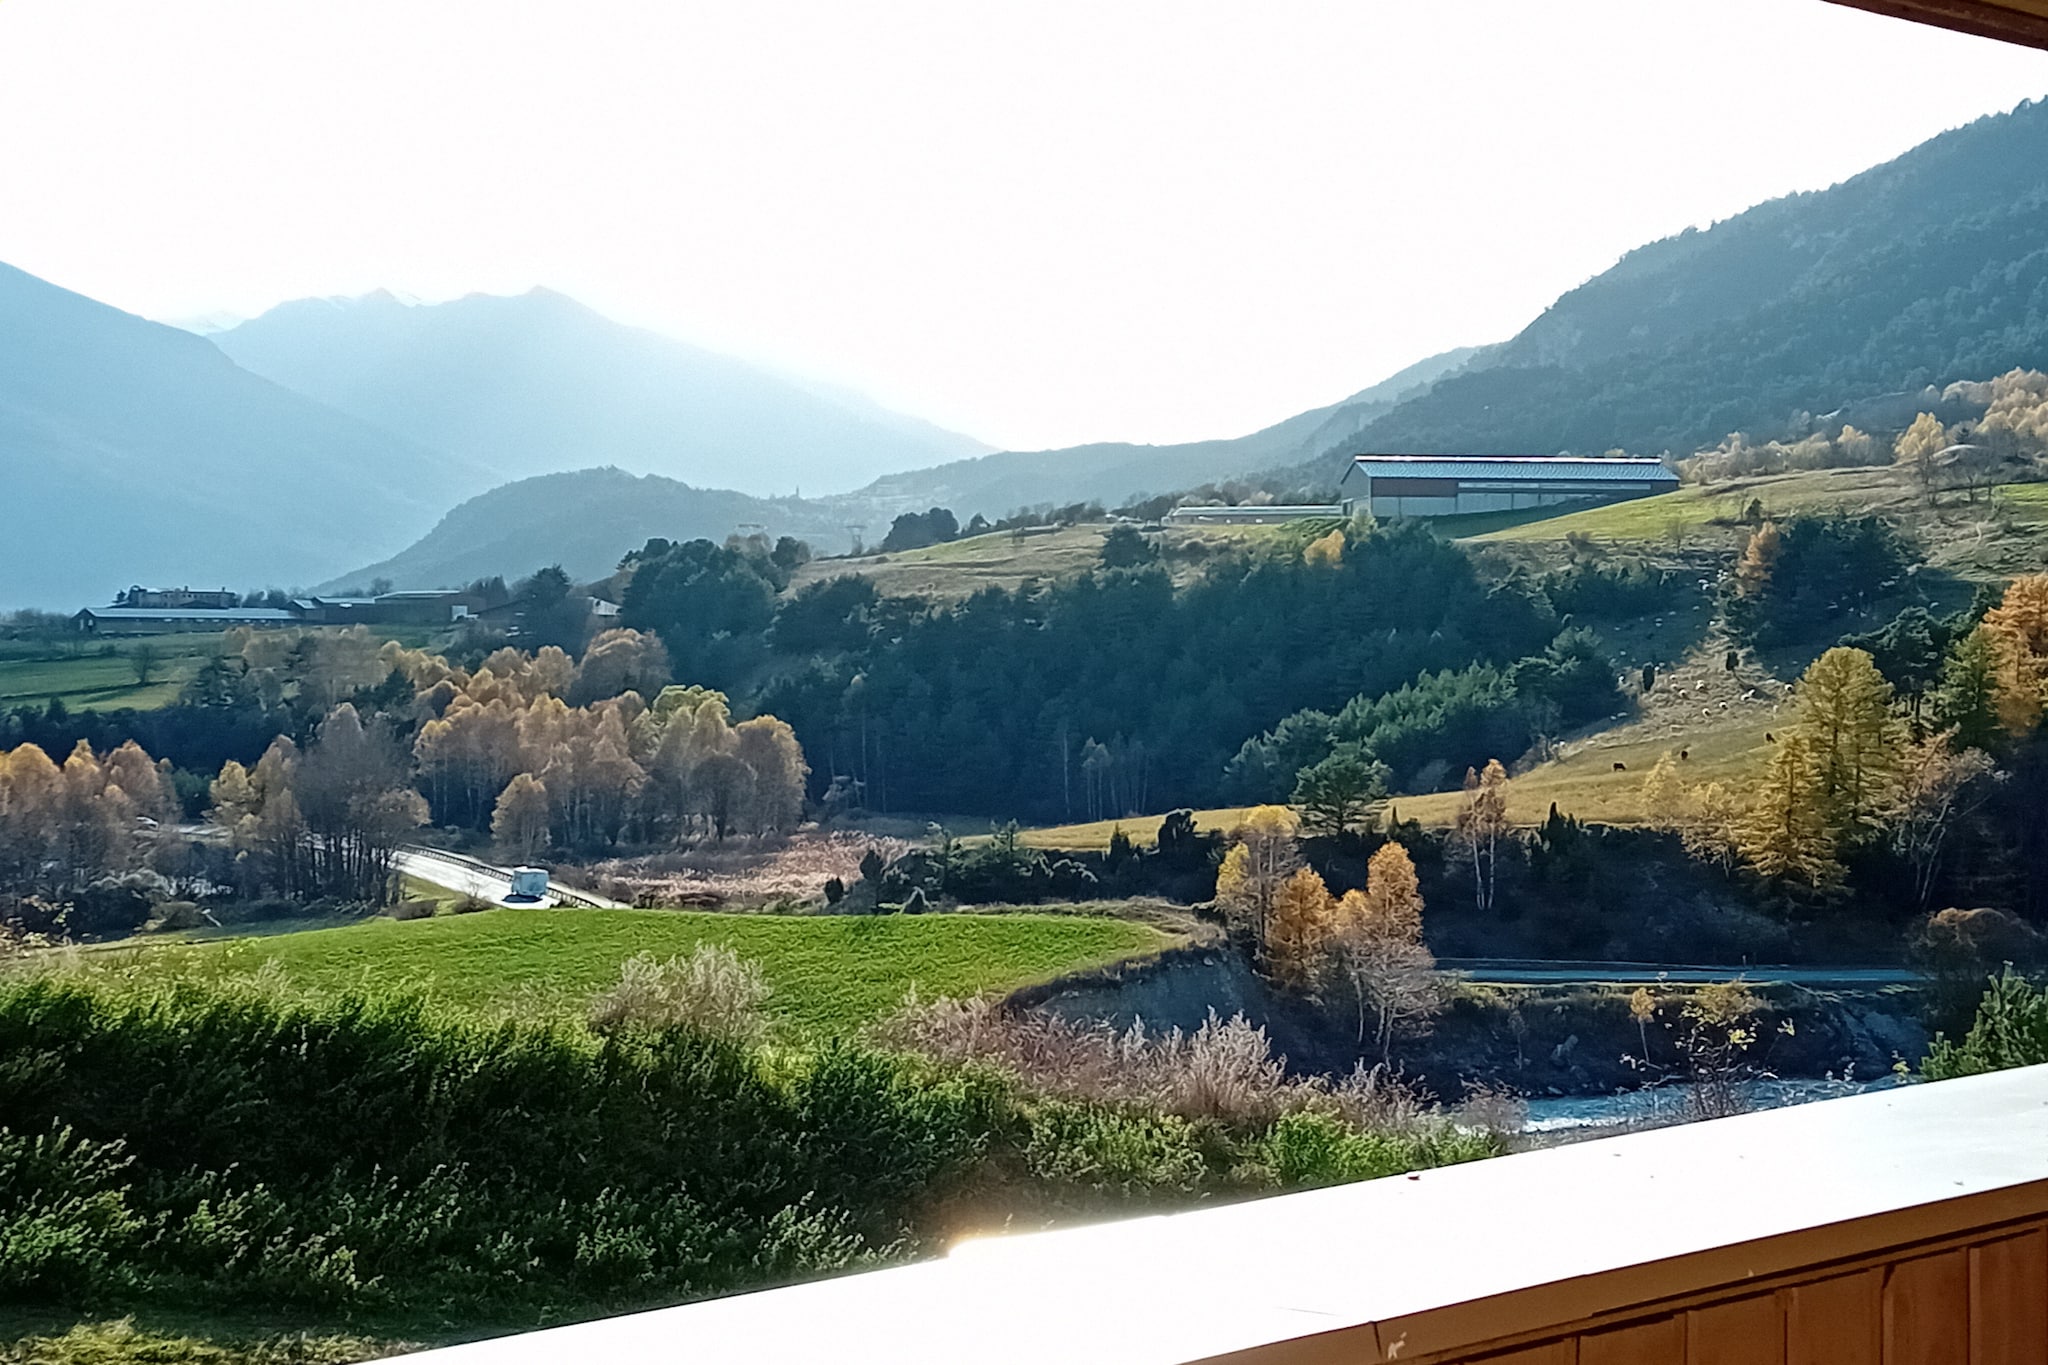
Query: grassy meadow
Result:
<box><xmin>125</xmin><ymin>908</ymin><xmax>1173</xmax><ymax>1035</ymax></box>
<box><xmin>791</xmin><ymin>521</ymin><xmax>1310</xmax><ymax>602</ymax></box>
<box><xmin>0</xmin><ymin>632</ymin><xmax>234</xmax><ymax>711</ymax></box>
<box><xmin>1470</xmin><ymin>467</ymin><xmax>2048</xmax><ymax>581</ymax></box>
<box><xmin>0</xmin><ymin>625</ymin><xmax>446</xmax><ymax>715</ymax></box>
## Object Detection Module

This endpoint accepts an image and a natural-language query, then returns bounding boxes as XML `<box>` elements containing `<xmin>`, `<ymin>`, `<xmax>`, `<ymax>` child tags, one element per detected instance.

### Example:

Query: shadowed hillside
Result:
<box><xmin>0</xmin><ymin>263</ymin><xmax>483</xmax><ymax>609</ymax></box>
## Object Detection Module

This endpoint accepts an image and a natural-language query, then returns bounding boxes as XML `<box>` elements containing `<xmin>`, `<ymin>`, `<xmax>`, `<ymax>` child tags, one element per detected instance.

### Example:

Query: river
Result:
<box><xmin>1520</xmin><ymin>1074</ymin><xmax>1915</xmax><ymax>1133</ymax></box>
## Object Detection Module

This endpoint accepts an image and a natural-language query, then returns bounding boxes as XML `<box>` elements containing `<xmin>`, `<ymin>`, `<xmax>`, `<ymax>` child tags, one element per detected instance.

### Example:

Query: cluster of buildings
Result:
<box><xmin>1162</xmin><ymin>454</ymin><xmax>1679</xmax><ymax>527</ymax></box>
<box><xmin>72</xmin><ymin>588</ymin><xmax>623</xmax><ymax>637</ymax></box>
<box><xmin>72</xmin><ymin>588</ymin><xmax>480</xmax><ymax>636</ymax></box>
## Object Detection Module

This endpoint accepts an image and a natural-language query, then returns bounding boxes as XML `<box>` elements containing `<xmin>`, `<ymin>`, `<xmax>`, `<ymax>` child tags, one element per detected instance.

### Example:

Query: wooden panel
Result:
<box><xmin>1475</xmin><ymin>1344</ymin><xmax>1575</xmax><ymax>1365</ymax></box>
<box><xmin>1687</xmin><ymin>1295</ymin><xmax>1784</xmax><ymax>1365</ymax></box>
<box><xmin>1886</xmin><ymin>1249</ymin><xmax>1971</xmax><ymax>1365</ymax></box>
<box><xmin>1579</xmin><ymin>1316</ymin><xmax>1682</xmax><ymax>1365</ymax></box>
<box><xmin>1821</xmin><ymin>0</ymin><xmax>2048</xmax><ymax>51</ymax></box>
<box><xmin>1971</xmin><ymin>1230</ymin><xmax>2048</xmax><ymax>1365</ymax></box>
<box><xmin>1786</xmin><ymin>1270</ymin><xmax>1881</xmax><ymax>1365</ymax></box>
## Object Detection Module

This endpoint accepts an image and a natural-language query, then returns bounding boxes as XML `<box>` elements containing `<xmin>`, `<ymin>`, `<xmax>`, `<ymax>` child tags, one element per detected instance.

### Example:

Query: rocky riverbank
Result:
<box><xmin>1017</xmin><ymin>946</ymin><xmax>1929</xmax><ymax>1102</ymax></box>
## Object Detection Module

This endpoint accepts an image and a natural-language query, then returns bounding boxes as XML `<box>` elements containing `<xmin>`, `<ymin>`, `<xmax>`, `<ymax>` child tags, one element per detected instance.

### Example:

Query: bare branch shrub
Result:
<box><xmin>587</xmin><ymin>945</ymin><xmax>773</xmax><ymax>1042</ymax></box>
<box><xmin>877</xmin><ymin>996</ymin><xmax>1491</xmax><ymax>1141</ymax></box>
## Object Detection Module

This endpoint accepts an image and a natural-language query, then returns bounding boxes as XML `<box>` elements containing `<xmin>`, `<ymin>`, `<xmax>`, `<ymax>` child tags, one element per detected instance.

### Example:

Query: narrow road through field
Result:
<box><xmin>1443</xmin><ymin>958</ymin><xmax>1916</xmax><ymax>988</ymax></box>
<box><xmin>393</xmin><ymin>847</ymin><xmax>623</xmax><ymax>909</ymax></box>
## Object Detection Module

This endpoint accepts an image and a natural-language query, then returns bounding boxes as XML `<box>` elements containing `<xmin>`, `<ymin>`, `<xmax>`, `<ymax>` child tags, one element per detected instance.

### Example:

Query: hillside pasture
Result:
<box><xmin>0</xmin><ymin>632</ymin><xmax>232</xmax><ymax>711</ymax></box>
<box><xmin>1471</xmin><ymin>466</ymin><xmax>2048</xmax><ymax>583</ymax></box>
<box><xmin>127</xmin><ymin>908</ymin><xmax>1173</xmax><ymax>1036</ymax></box>
<box><xmin>793</xmin><ymin>526</ymin><xmax>1114</xmax><ymax>601</ymax></box>
<box><xmin>792</xmin><ymin>520</ymin><xmax>1313</xmax><ymax>603</ymax></box>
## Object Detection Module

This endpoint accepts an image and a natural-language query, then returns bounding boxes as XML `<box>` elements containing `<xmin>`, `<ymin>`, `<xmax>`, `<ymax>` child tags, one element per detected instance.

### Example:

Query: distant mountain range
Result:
<box><xmin>0</xmin><ymin>263</ymin><xmax>483</xmax><ymax>609</ymax></box>
<box><xmin>213</xmin><ymin>289</ymin><xmax>991</xmax><ymax>497</ymax></box>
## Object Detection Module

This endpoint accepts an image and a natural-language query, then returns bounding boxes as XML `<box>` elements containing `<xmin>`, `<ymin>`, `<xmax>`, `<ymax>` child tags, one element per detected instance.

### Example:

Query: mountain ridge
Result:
<box><xmin>0</xmin><ymin>262</ymin><xmax>486</xmax><ymax>609</ymax></box>
<box><xmin>213</xmin><ymin>289</ymin><xmax>993</xmax><ymax>498</ymax></box>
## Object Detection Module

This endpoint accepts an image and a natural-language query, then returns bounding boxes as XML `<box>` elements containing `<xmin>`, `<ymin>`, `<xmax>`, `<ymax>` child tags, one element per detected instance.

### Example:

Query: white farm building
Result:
<box><xmin>1341</xmin><ymin>455</ymin><xmax>1679</xmax><ymax>519</ymax></box>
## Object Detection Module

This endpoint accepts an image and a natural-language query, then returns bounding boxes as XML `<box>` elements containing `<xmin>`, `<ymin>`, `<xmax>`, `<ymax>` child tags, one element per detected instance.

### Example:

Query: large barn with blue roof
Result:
<box><xmin>1340</xmin><ymin>454</ymin><xmax>1679</xmax><ymax>519</ymax></box>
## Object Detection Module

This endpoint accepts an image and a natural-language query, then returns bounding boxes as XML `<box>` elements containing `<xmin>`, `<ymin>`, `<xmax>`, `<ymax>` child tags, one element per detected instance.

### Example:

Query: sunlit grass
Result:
<box><xmin>123</xmin><ymin>908</ymin><xmax>1171</xmax><ymax>1036</ymax></box>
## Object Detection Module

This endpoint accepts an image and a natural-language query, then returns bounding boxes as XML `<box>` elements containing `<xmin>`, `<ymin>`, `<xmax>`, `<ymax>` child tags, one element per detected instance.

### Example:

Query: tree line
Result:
<box><xmin>752</xmin><ymin>520</ymin><xmax>1567</xmax><ymax>820</ymax></box>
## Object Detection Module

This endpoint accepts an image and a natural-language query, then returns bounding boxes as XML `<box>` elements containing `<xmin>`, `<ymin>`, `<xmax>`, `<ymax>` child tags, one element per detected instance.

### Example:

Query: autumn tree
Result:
<box><xmin>1332</xmin><ymin>842</ymin><xmax>1441</xmax><ymax>1060</ymax></box>
<box><xmin>1214</xmin><ymin>804</ymin><xmax>1303</xmax><ymax>961</ymax></box>
<box><xmin>1891</xmin><ymin>734</ymin><xmax>1999</xmax><ymax>912</ymax></box>
<box><xmin>492</xmin><ymin>773</ymin><xmax>552</xmax><ymax>862</ymax></box>
<box><xmin>1982</xmin><ymin>574</ymin><xmax>2048</xmax><ymax>738</ymax></box>
<box><xmin>1301</xmin><ymin>528</ymin><xmax>1345</xmax><ymax>569</ymax></box>
<box><xmin>1893</xmin><ymin>412</ymin><xmax>1950</xmax><ymax>497</ymax></box>
<box><xmin>1264</xmin><ymin>866</ymin><xmax>1338</xmax><ymax>993</ymax></box>
<box><xmin>570</xmin><ymin>628</ymin><xmax>673</xmax><ymax>706</ymax></box>
<box><xmin>1732</xmin><ymin>520</ymin><xmax>1781</xmax><ymax>599</ymax></box>
<box><xmin>0</xmin><ymin>739</ymin><xmax>169</xmax><ymax>902</ymax></box>
<box><xmin>1733</xmin><ymin>732</ymin><xmax>1843</xmax><ymax>890</ymax></box>
<box><xmin>1452</xmin><ymin>759</ymin><xmax>1509</xmax><ymax>913</ymax></box>
<box><xmin>1797</xmin><ymin>646</ymin><xmax>1906</xmax><ymax>846</ymax></box>
<box><xmin>291</xmin><ymin>704</ymin><xmax>428</xmax><ymax>904</ymax></box>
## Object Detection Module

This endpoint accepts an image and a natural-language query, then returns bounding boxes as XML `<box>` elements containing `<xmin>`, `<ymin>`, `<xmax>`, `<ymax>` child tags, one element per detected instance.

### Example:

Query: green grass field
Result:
<box><xmin>1470</xmin><ymin>466</ymin><xmax>2048</xmax><ymax>578</ymax></box>
<box><xmin>1999</xmin><ymin>481</ymin><xmax>2048</xmax><ymax>524</ymax></box>
<box><xmin>132</xmin><ymin>908</ymin><xmax>1171</xmax><ymax>1035</ymax></box>
<box><xmin>0</xmin><ymin>633</ymin><xmax>234</xmax><ymax>711</ymax></box>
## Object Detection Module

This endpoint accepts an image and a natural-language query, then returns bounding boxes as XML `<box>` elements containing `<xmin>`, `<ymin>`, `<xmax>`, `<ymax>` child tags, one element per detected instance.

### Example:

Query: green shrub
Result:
<box><xmin>1924</xmin><ymin>969</ymin><xmax>2048</xmax><ymax>1080</ymax></box>
<box><xmin>1258</xmin><ymin>1111</ymin><xmax>1499</xmax><ymax>1190</ymax></box>
<box><xmin>0</xmin><ymin>1125</ymin><xmax>142</xmax><ymax>1299</ymax></box>
<box><xmin>1025</xmin><ymin>1104</ymin><xmax>1208</xmax><ymax>1194</ymax></box>
<box><xmin>0</xmin><ymin>1319</ymin><xmax>392</xmax><ymax>1365</ymax></box>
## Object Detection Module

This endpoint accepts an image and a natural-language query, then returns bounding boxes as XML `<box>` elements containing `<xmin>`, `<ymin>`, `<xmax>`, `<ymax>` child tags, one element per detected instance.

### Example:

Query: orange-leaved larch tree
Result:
<box><xmin>1982</xmin><ymin>574</ymin><xmax>2048</xmax><ymax>738</ymax></box>
<box><xmin>1733</xmin><ymin>732</ymin><xmax>1843</xmax><ymax>891</ymax></box>
<box><xmin>1264</xmin><ymin>866</ymin><xmax>1337</xmax><ymax>993</ymax></box>
<box><xmin>1796</xmin><ymin>646</ymin><xmax>1906</xmax><ymax>846</ymax></box>
<box><xmin>1332</xmin><ymin>842</ymin><xmax>1440</xmax><ymax>1060</ymax></box>
<box><xmin>1213</xmin><ymin>804</ymin><xmax>1303</xmax><ymax>962</ymax></box>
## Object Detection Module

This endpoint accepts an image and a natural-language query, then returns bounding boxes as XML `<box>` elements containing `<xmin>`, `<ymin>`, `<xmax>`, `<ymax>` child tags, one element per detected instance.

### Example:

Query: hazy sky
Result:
<box><xmin>2</xmin><ymin>2</ymin><xmax>2044</xmax><ymax>452</ymax></box>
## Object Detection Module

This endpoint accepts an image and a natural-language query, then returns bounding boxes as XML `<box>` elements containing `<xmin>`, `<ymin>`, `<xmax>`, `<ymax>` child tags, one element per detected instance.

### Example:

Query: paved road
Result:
<box><xmin>393</xmin><ymin>847</ymin><xmax>623</xmax><ymax>909</ymax></box>
<box><xmin>1442</xmin><ymin>958</ymin><xmax>1916</xmax><ymax>988</ymax></box>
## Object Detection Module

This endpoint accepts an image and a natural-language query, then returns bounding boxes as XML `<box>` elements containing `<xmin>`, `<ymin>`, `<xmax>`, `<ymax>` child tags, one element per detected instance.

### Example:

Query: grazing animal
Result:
<box><xmin>1766</xmin><ymin>732</ymin><xmax>1776</xmax><ymax>743</ymax></box>
<box><xmin>1613</xmin><ymin>762</ymin><xmax>1628</xmax><ymax>772</ymax></box>
<box><xmin>1680</xmin><ymin>748</ymin><xmax>1690</xmax><ymax>760</ymax></box>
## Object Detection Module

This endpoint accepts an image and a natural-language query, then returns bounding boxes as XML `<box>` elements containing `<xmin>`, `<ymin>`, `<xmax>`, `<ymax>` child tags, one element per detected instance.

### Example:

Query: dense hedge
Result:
<box><xmin>0</xmin><ymin>974</ymin><xmax>1492</xmax><ymax>1320</ymax></box>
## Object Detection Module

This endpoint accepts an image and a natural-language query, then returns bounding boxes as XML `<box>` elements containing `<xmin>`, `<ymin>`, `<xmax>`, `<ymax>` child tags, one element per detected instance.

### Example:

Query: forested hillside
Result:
<box><xmin>325</xmin><ymin>467</ymin><xmax>856</xmax><ymax>591</ymax></box>
<box><xmin>1325</xmin><ymin>98</ymin><xmax>2048</xmax><ymax>465</ymax></box>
